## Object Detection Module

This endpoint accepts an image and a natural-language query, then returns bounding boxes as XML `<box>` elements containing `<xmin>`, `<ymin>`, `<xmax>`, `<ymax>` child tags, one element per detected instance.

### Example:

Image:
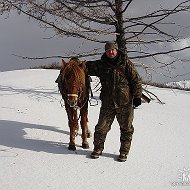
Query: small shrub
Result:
<box><xmin>30</xmin><ymin>62</ymin><xmax>61</xmax><ymax>70</ymax></box>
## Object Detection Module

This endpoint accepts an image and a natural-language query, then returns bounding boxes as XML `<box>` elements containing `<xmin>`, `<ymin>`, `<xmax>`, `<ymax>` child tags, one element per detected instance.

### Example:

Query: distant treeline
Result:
<box><xmin>31</xmin><ymin>63</ymin><xmax>190</xmax><ymax>91</ymax></box>
<box><xmin>31</xmin><ymin>62</ymin><xmax>61</xmax><ymax>70</ymax></box>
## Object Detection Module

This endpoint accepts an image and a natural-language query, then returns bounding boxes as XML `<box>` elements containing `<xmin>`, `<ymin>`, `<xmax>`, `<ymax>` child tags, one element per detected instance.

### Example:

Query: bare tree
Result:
<box><xmin>1</xmin><ymin>0</ymin><xmax>190</xmax><ymax>79</ymax></box>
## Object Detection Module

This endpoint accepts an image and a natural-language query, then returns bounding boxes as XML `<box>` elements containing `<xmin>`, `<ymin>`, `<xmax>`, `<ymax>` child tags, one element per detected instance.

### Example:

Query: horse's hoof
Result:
<box><xmin>87</xmin><ymin>131</ymin><xmax>91</xmax><ymax>138</ymax></box>
<box><xmin>87</xmin><ymin>133</ymin><xmax>91</xmax><ymax>138</ymax></box>
<box><xmin>82</xmin><ymin>143</ymin><xmax>89</xmax><ymax>149</ymax></box>
<box><xmin>68</xmin><ymin>144</ymin><xmax>76</xmax><ymax>151</ymax></box>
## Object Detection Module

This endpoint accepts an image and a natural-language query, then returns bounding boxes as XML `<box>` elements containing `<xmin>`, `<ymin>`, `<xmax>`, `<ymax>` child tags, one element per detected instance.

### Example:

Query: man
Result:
<box><xmin>86</xmin><ymin>42</ymin><xmax>142</xmax><ymax>162</ymax></box>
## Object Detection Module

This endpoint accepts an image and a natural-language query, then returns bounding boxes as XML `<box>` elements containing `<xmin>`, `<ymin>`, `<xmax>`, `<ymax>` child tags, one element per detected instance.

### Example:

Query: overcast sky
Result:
<box><xmin>0</xmin><ymin>0</ymin><xmax>190</xmax><ymax>83</ymax></box>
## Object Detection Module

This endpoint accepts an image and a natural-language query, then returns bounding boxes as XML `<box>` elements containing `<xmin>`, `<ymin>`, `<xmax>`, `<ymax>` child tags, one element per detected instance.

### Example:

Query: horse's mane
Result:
<box><xmin>62</xmin><ymin>58</ymin><xmax>86</xmax><ymax>88</ymax></box>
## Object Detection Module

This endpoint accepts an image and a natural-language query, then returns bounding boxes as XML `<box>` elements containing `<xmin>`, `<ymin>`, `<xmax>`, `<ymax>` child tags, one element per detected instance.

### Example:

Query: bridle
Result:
<box><xmin>67</xmin><ymin>93</ymin><xmax>80</xmax><ymax>110</ymax></box>
<box><xmin>61</xmin><ymin>61</ymin><xmax>88</xmax><ymax>110</ymax></box>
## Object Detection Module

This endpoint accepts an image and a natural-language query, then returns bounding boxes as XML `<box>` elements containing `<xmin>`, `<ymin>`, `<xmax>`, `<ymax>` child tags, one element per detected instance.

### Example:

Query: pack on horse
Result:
<box><xmin>56</xmin><ymin>58</ymin><xmax>91</xmax><ymax>151</ymax></box>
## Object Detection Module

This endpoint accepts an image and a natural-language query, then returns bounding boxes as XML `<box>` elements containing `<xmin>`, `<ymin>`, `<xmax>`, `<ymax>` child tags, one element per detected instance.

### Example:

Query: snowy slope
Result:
<box><xmin>167</xmin><ymin>80</ymin><xmax>190</xmax><ymax>89</ymax></box>
<box><xmin>0</xmin><ymin>69</ymin><xmax>190</xmax><ymax>190</ymax></box>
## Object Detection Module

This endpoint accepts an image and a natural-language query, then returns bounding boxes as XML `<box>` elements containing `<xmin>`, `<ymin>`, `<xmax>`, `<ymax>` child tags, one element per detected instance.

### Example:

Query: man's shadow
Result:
<box><xmin>0</xmin><ymin>120</ymin><xmax>117</xmax><ymax>159</ymax></box>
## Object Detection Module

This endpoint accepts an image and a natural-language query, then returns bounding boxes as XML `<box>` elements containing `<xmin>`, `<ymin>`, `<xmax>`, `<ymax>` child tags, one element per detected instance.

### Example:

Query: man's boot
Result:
<box><xmin>117</xmin><ymin>153</ymin><xmax>127</xmax><ymax>162</ymax></box>
<box><xmin>90</xmin><ymin>148</ymin><xmax>103</xmax><ymax>159</ymax></box>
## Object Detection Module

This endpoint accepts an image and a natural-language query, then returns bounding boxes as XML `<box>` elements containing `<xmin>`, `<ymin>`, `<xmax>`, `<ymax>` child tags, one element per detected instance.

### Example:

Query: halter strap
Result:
<box><xmin>67</xmin><ymin>94</ymin><xmax>78</xmax><ymax>97</ymax></box>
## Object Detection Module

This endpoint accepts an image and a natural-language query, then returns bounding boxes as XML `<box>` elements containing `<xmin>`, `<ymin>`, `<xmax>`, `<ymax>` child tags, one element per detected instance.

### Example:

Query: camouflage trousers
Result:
<box><xmin>93</xmin><ymin>104</ymin><xmax>134</xmax><ymax>155</ymax></box>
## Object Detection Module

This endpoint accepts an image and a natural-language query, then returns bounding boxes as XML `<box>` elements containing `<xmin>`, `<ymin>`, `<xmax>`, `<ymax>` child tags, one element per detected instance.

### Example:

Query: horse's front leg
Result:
<box><xmin>66</xmin><ymin>108</ymin><xmax>78</xmax><ymax>151</ymax></box>
<box><xmin>80</xmin><ymin>107</ymin><xmax>90</xmax><ymax>149</ymax></box>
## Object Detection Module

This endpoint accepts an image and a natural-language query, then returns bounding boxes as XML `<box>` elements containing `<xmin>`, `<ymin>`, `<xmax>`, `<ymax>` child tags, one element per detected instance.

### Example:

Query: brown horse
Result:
<box><xmin>57</xmin><ymin>58</ymin><xmax>91</xmax><ymax>151</ymax></box>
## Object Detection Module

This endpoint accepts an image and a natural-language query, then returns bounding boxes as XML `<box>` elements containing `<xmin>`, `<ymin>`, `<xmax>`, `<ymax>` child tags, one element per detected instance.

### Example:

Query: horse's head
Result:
<box><xmin>61</xmin><ymin>58</ymin><xmax>87</xmax><ymax>108</ymax></box>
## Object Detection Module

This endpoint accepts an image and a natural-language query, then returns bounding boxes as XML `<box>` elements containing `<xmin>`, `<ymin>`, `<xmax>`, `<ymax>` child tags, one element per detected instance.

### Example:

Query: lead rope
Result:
<box><xmin>60</xmin><ymin>98</ymin><xmax>65</xmax><ymax>107</ymax></box>
<box><xmin>88</xmin><ymin>77</ymin><xmax>99</xmax><ymax>106</ymax></box>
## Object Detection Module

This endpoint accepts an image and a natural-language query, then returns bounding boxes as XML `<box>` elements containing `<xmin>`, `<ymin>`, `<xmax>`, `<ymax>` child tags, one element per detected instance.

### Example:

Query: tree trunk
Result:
<box><xmin>115</xmin><ymin>0</ymin><xmax>126</xmax><ymax>53</ymax></box>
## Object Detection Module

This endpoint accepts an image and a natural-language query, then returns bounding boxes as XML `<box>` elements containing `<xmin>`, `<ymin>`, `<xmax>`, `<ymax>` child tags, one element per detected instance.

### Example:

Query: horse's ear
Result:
<box><xmin>80</xmin><ymin>61</ymin><xmax>87</xmax><ymax>70</ymax></box>
<box><xmin>61</xmin><ymin>59</ymin><xmax>67</xmax><ymax>68</ymax></box>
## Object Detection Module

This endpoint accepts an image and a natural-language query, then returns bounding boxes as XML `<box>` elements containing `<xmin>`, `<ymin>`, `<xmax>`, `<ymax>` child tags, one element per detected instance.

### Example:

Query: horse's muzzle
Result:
<box><xmin>67</xmin><ymin>94</ymin><xmax>78</xmax><ymax>108</ymax></box>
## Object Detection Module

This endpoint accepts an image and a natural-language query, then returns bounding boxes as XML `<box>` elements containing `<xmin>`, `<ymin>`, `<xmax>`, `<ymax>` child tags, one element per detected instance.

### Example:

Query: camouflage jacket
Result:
<box><xmin>86</xmin><ymin>51</ymin><xmax>142</xmax><ymax>108</ymax></box>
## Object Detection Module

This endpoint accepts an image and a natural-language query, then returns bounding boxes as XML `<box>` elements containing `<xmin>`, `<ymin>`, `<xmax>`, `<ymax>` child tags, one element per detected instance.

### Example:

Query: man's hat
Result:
<box><xmin>105</xmin><ymin>41</ymin><xmax>118</xmax><ymax>51</ymax></box>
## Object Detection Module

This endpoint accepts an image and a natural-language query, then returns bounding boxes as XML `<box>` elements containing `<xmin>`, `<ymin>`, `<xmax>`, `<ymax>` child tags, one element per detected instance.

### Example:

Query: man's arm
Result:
<box><xmin>126</xmin><ymin>59</ymin><xmax>142</xmax><ymax>99</ymax></box>
<box><xmin>126</xmin><ymin>59</ymin><xmax>151</xmax><ymax>103</ymax></box>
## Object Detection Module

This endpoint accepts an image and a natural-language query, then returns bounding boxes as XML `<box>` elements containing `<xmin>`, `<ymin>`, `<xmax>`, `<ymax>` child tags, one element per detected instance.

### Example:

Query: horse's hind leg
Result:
<box><xmin>86</xmin><ymin>117</ymin><xmax>91</xmax><ymax>138</ymax></box>
<box><xmin>80</xmin><ymin>108</ymin><xmax>90</xmax><ymax>149</ymax></box>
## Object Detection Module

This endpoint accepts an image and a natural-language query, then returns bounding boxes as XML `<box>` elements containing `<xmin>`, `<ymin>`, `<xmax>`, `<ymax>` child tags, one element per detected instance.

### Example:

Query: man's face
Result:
<box><xmin>105</xmin><ymin>48</ymin><xmax>118</xmax><ymax>59</ymax></box>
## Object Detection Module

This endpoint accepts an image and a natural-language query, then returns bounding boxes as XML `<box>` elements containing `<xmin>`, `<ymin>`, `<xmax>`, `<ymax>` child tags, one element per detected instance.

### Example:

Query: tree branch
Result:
<box><xmin>129</xmin><ymin>46</ymin><xmax>190</xmax><ymax>59</ymax></box>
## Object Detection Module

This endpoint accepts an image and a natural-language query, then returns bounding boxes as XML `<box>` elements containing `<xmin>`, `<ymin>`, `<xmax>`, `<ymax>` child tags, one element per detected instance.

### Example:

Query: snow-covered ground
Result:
<box><xmin>167</xmin><ymin>80</ymin><xmax>190</xmax><ymax>89</ymax></box>
<box><xmin>0</xmin><ymin>69</ymin><xmax>190</xmax><ymax>190</ymax></box>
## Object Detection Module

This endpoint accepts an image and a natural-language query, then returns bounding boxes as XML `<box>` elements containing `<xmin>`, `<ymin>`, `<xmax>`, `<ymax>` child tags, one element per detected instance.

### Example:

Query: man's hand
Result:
<box><xmin>133</xmin><ymin>98</ymin><xmax>141</xmax><ymax>108</ymax></box>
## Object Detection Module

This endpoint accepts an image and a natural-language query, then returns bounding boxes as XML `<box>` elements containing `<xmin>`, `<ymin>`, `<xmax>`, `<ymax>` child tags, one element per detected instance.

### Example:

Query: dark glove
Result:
<box><xmin>133</xmin><ymin>98</ymin><xmax>141</xmax><ymax>108</ymax></box>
